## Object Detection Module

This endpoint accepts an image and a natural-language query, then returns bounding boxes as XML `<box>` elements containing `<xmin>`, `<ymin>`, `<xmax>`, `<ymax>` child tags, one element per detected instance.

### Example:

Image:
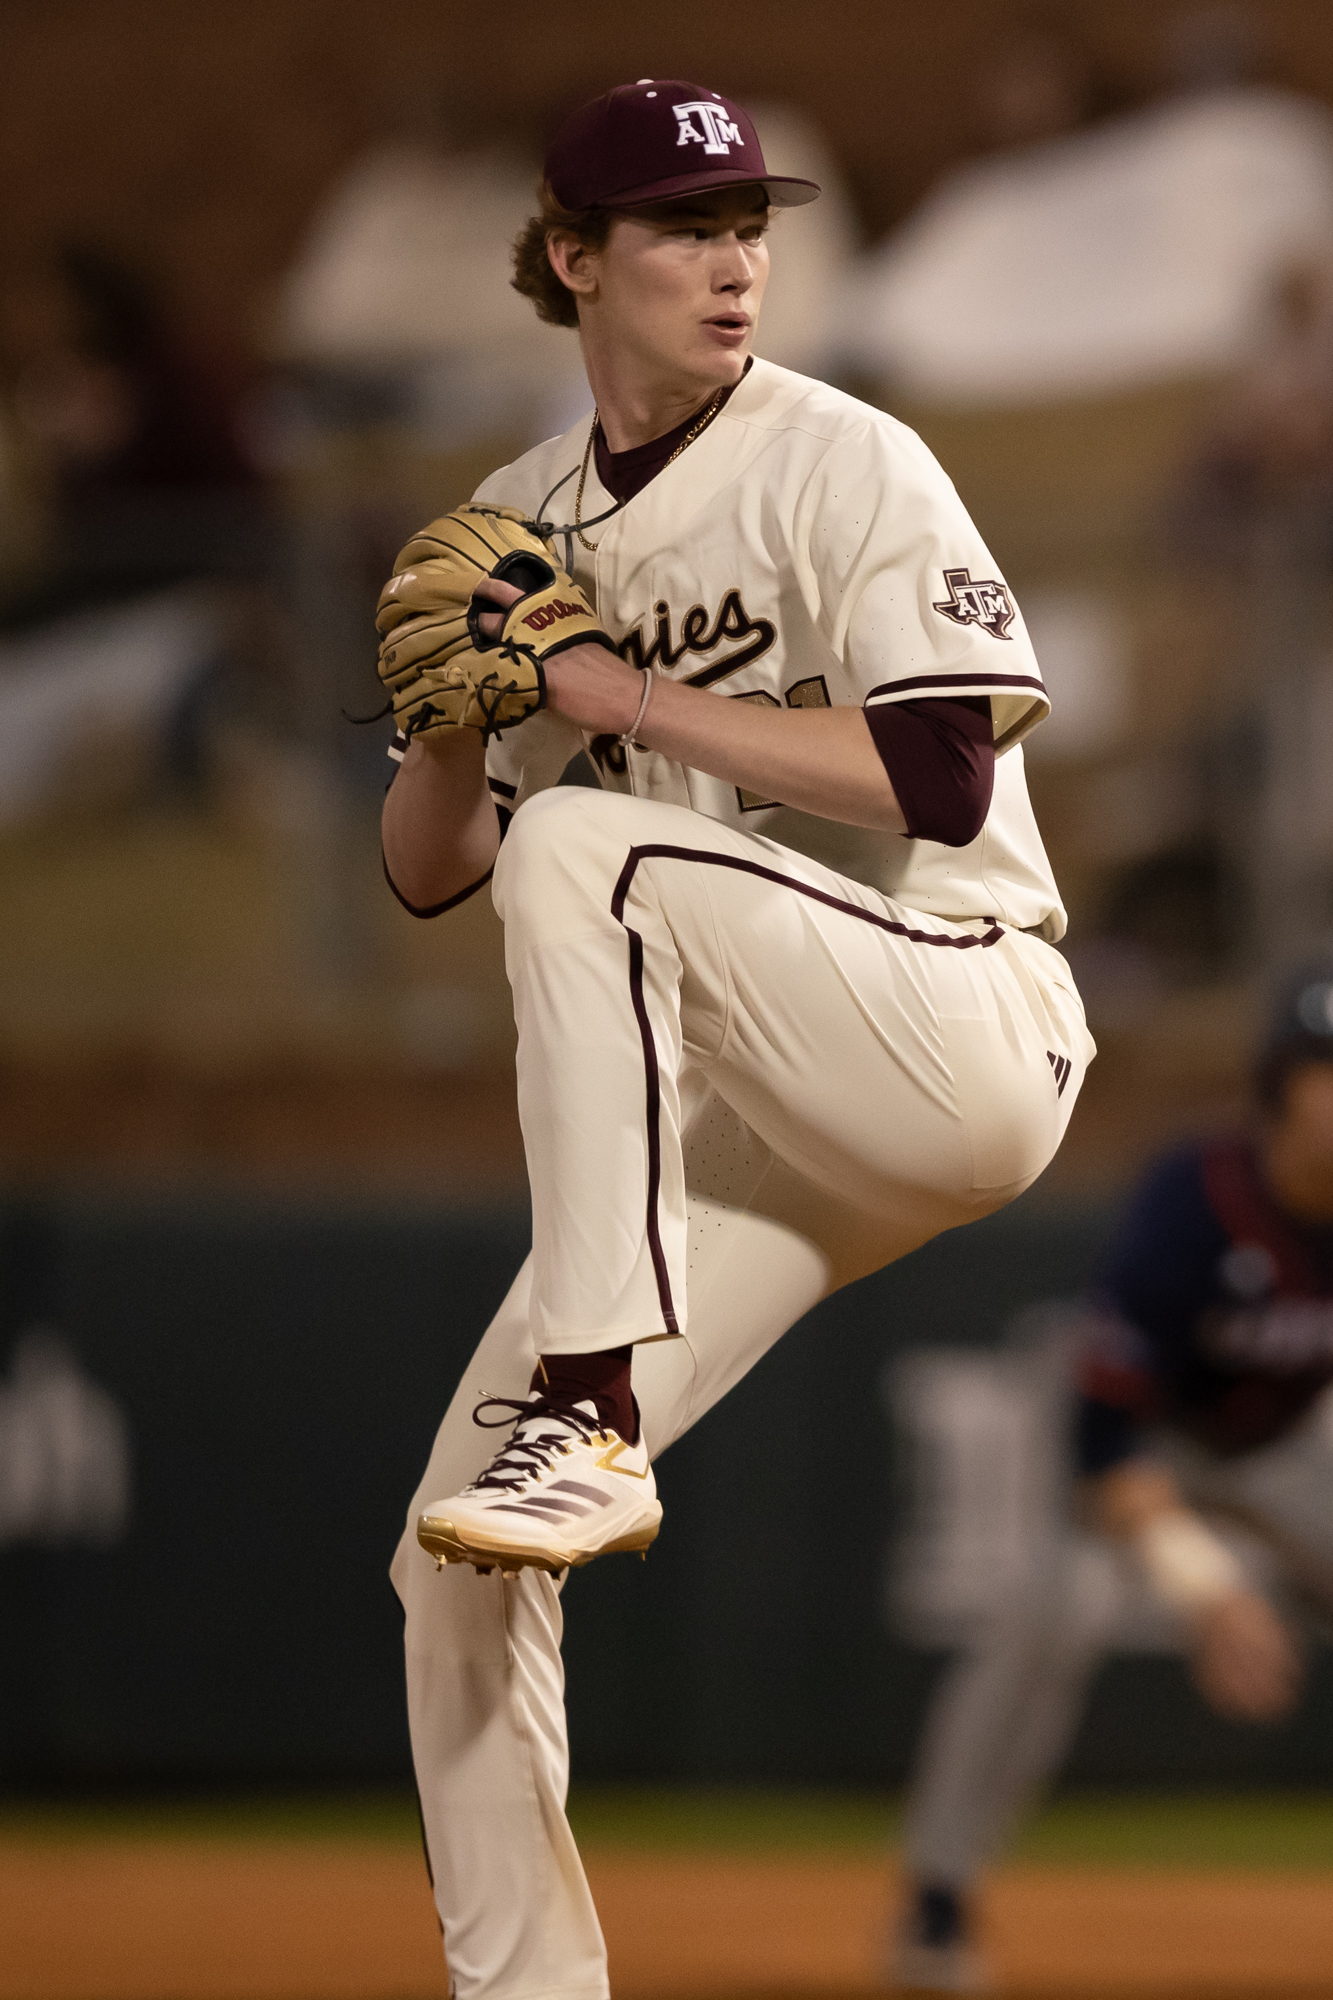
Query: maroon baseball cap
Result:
<box><xmin>545</xmin><ymin>79</ymin><xmax>821</xmax><ymax>211</ymax></box>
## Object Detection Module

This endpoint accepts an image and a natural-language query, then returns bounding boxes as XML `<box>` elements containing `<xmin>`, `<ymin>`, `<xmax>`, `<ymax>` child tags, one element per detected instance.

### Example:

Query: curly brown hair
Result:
<box><xmin>511</xmin><ymin>181</ymin><xmax>613</xmax><ymax>329</ymax></box>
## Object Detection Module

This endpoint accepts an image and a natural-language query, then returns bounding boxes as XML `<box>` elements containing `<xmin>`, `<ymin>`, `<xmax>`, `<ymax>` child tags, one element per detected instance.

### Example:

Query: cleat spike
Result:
<box><xmin>475</xmin><ymin>1564</ymin><xmax>494</xmax><ymax>1576</ymax></box>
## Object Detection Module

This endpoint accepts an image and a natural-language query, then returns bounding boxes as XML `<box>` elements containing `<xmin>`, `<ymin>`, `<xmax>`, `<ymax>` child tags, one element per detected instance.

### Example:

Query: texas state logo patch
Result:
<box><xmin>932</xmin><ymin>567</ymin><xmax>1016</xmax><ymax>640</ymax></box>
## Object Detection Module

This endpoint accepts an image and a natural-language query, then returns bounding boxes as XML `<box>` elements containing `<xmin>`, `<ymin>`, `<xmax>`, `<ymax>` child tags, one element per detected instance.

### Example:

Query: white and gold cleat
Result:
<box><xmin>418</xmin><ymin>1393</ymin><xmax>661</xmax><ymax>1576</ymax></box>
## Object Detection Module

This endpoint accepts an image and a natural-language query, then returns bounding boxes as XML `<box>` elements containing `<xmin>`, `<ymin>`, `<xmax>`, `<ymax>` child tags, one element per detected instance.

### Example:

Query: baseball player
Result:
<box><xmin>381</xmin><ymin>79</ymin><xmax>1092</xmax><ymax>1998</ymax></box>
<box><xmin>895</xmin><ymin>966</ymin><xmax>1333</xmax><ymax>1993</ymax></box>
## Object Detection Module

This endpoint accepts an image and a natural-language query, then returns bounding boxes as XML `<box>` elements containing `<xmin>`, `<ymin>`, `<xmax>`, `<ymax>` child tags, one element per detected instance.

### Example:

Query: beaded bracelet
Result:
<box><xmin>619</xmin><ymin>667</ymin><xmax>656</xmax><ymax>749</ymax></box>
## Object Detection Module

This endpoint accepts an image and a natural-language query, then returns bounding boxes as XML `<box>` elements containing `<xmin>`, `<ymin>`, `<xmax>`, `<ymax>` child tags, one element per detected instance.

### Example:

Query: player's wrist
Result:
<box><xmin>406</xmin><ymin>728</ymin><xmax>489</xmax><ymax>777</ymax></box>
<box><xmin>544</xmin><ymin>644</ymin><xmax>646</xmax><ymax>736</ymax></box>
<box><xmin>1133</xmin><ymin>1509</ymin><xmax>1245</xmax><ymax>1615</ymax></box>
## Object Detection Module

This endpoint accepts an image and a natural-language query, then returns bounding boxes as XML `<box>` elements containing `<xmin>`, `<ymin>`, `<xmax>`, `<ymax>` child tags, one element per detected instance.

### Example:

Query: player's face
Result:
<box><xmin>579</xmin><ymin>188</ymin><xmax>770</xmax><ymax>391</ymax></box>
<box><xmin>1266</xmin><ymin>1062</ymin><xmax>1333</xmax><ymax>1221</ymax></box>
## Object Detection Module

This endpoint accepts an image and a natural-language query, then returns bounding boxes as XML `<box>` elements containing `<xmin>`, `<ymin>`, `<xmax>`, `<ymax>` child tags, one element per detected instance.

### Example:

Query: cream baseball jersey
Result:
<box><xmin>449</xmin><ymin>358</ymin><xmax>1065</xmax><ymax>941</ymax></box>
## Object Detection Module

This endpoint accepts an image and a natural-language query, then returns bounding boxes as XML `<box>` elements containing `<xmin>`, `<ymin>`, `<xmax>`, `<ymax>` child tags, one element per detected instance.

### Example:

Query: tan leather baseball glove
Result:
<box><xmin>376</xmin><ymin>504</ymin><xmax>613</xmax><ymax>743</ymax></box>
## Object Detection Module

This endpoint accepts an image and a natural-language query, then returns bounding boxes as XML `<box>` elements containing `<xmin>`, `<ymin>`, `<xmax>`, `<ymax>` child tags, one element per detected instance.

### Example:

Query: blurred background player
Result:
<box><xmin>895</xmin><ymin>959</ymin><xmax>1333</xmax><ymax>1991</ymax></box>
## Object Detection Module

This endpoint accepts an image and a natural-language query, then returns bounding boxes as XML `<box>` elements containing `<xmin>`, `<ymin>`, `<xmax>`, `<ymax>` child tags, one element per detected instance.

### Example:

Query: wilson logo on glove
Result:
<box><xmin>522</xmin><ymin>599</ymin><xmax>585</xmax><ymax>633</ymax></box>
<box><xmin>374</xmin><ymin>503</ymin><xmax>616</xmax><ymax>743</ymax></box>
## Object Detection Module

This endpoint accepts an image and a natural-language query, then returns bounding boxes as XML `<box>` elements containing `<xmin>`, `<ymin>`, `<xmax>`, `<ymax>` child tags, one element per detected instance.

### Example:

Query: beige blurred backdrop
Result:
<box><xmin>4</xmin><ymin>0</ymin><xmax>1333</xmax><ymax>1199</ymax></box>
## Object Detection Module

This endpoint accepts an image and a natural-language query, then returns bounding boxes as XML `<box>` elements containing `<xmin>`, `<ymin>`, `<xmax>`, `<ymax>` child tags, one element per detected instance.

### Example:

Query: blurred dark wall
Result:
<box><xmin>5</xmin><ymin>1187</ymin><xmax>1333</xmax><ymax>1791</ymax></box>
<box><xmin>8</xmin><ymin>1</ymin><xmax>1333</xmax><ymax>362</ymax></box>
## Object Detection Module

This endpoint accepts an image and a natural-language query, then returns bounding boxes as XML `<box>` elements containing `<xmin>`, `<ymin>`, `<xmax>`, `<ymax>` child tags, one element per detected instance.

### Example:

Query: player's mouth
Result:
<box><xmin>703</xmin><ymin>312</ymin><xmax>751</xmax><ymax>347</ymax></box>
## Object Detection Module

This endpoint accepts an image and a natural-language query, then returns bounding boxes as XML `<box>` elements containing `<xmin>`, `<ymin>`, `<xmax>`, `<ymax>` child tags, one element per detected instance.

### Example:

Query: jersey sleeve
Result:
<box><xmin>1073</xmin><ymin>1303</ymin><xmax>1162</xmax><ymax>1473</ymax></box>
<box><xmin>795</xmin><ymin>418</ymin><xmax>1049</xmax><ymax>752</ymax></box>
<box><xmin>1072</xmin><ymin>1146</ymin><xmax>1230</xmax><ymax>1471</ymax></box>
<box><xmin>1099</xmin><ymin>1146</ymin><xmax>1230</xmax><ymax>1353</ymax></box>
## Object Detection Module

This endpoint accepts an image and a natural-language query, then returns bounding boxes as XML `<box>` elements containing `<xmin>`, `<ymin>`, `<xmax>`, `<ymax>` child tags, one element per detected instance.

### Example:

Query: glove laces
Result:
<box><xmin>467</xmin><ymin>1392</ymin><xmax>604</xmax><ymax>1493</ymax></box>
<box><xmin>401</xmin><ymin>649</ymin><xmax>543</xmax><ymax>745</ymax></box>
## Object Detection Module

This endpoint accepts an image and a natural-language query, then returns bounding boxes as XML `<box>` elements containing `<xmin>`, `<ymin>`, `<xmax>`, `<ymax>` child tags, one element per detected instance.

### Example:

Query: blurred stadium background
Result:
<box><xmin>7</xmin><ymin>0</ymin><xmax>1333</xmax><ymax>1993</ymax></box>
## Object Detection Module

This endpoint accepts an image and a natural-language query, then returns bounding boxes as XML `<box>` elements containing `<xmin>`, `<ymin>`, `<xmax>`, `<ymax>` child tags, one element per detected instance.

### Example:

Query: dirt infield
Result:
<box><xmin>4</xmin><ymin>1838</ymin><xmax>1333</xmax><ymax>1998</ymax></box>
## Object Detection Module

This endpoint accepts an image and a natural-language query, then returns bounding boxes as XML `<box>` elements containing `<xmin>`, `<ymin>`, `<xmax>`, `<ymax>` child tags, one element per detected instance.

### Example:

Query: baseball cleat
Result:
<box><xmin>891</xmin><ymin>1883</ymin><xmax>988</xmax><ymax>1993</ymax></box>
<box><xmin>418</xmin><ymin>1391</ymin><xmax>661</xmax><ymax>1575</ymax></box>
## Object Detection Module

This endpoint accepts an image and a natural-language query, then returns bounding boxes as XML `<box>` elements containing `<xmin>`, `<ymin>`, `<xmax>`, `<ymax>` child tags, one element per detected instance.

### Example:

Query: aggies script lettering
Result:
<box><xmin>617</xmin><ymin>589</ymin><xmax>776</xmax><ymax>686</ymax></box>
<box><xmin>590</xmin><ymin>588</ymin><xmax>777</xmax><ymax>776</ymax></box>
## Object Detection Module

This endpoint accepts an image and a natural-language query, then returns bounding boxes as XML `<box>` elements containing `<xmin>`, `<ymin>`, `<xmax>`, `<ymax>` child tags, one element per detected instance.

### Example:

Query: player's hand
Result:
<box><xmin>470</xmin><ymin>575</ymin><xmax>523</xmax><ymax>640</ymax></box>
<box><xmin>472</xmin><ymin>579</ymin><xmax>646</xmax><ymax>736</ymax></box>
<box><xmin>1189</xmin><ymin>1589</ymin><xmax>1302</xmax><ymax>1722</ymax></box>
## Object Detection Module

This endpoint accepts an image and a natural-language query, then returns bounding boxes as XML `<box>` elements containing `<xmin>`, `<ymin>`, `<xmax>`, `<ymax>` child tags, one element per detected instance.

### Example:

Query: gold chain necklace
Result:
<box><xmin>573</xmin><ymin>387</ymin><xmax>726</xmax><ymax>551</ymax></box>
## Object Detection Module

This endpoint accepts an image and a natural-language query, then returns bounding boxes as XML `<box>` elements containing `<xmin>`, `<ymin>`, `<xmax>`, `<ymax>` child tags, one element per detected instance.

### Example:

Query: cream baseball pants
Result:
<box><xmin>390</xmin><ymin>788</ymin><xmax>1092</xmax><ymax>1999</ymax></box>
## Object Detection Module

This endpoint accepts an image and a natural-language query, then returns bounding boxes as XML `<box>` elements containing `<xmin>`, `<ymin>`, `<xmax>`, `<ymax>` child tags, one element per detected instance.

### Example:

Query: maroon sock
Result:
<box><xmin>531</xmin><ymin>1345</ymin><xmax>637</xmax><ymax>1443</ymax></box>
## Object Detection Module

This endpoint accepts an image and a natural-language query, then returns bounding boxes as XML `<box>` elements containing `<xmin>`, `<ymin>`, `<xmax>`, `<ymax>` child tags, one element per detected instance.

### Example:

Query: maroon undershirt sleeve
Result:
<box><xmin>863</xmin><ymin>695</ymin><xmax>995</xmax><ymax>847</ymax></box>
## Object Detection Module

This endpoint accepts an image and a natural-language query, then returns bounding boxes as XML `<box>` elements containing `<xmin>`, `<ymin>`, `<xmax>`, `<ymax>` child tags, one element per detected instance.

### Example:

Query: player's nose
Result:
<box><xmin>711</xmin><ymin>240</ymin><xmax>755</xmax><ymax>292</ymax></box>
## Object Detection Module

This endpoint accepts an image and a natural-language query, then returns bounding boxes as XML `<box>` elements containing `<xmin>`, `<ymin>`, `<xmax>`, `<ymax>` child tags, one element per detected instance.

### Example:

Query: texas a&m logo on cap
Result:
<box><xmin>673</xmin><ymin>100</ymin><xmax>744</xmax><ymax>155</ymax></box>
<box><xmin>542</xmin><ymin>79</ymin><xmax>821</xmax><ymax>211</ymax></box>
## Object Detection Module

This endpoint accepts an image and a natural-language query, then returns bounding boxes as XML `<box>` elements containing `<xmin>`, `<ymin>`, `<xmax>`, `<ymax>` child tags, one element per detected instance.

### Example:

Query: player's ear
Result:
<box><xmin>547</xmin><ymin>230</ymin><xmax>599</xmax><ymax>301</ymax></box>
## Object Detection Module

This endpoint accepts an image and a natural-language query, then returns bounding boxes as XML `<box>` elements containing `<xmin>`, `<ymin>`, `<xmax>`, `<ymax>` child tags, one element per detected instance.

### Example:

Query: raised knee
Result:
<box><xmin>492</xmin><ymin>787</ymin><xmax>631</xmax><ymax>928</ymax></box>
<box><xmin>511</xmin><ymin>786</ymin><xmax>586</xmax><ymax>841</ymax></box>
<box><xmin>495</xmin><ymin>788</ymin><xmax>595</xmax><ymax>879</ymax></box>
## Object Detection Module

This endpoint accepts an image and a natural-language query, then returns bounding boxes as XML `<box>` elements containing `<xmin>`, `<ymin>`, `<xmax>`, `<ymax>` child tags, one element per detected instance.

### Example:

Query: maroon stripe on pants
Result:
<box><xmin>623</xmin><ymin>923</ymin><xmax>679</xmax><ymax>1334</ymax></box>
<box><xmin>607</xmin><ymin>840</ymin><xmax>1004</xmax><ymax>1339</ymax></box>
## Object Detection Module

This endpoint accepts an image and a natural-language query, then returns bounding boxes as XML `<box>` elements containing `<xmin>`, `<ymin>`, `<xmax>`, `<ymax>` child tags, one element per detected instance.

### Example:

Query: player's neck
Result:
<box><xmin>581</xmin><ymin>342</ymin><xmax>743</xmax><ymax>453</ymax></box>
